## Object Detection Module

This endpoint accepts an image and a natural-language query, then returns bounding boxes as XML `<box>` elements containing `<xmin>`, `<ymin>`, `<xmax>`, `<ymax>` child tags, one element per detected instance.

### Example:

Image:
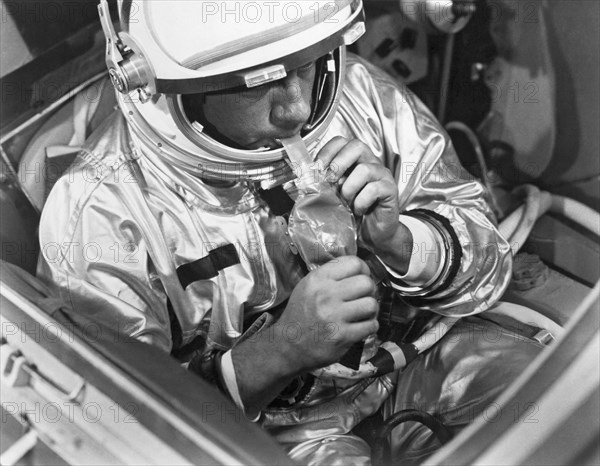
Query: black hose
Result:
<box><xmin>371</xmin><ymin>409</ymin><xmax>453</xmax><ymax>465</ymax></box>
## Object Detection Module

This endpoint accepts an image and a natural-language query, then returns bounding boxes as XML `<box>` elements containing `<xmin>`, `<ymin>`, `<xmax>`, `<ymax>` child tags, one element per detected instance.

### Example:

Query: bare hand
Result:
<box><xmin>316</xmin><ymin>137</ymin><xmax>404</xmax><ymax>253</ymax></box>
<box><xmin>276</xmin><ymin>256</ymin><xmax>379</xmax><ymax>372</ymax></box>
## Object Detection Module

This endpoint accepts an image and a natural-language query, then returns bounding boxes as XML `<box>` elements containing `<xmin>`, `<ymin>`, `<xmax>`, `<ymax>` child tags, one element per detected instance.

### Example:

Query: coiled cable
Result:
<box><xmin>371</xmin><ymin>409</ymin><xmax>453</xmax><ymax>465</ymax></box>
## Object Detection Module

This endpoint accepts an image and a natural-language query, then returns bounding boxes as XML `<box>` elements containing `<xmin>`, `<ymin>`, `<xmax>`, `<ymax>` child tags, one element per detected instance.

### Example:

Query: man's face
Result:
<box><xmin>187</xmin><ymin>62</ymin><xmax>317</xmax><ymax>150</ymax></box>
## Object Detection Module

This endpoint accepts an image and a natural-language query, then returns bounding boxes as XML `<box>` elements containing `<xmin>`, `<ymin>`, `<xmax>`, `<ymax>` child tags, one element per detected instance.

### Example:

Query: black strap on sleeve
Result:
<box><xmin>176</xmin><ymin>244</ymin><xmax>240</xmax><ymax>290</ymax></box>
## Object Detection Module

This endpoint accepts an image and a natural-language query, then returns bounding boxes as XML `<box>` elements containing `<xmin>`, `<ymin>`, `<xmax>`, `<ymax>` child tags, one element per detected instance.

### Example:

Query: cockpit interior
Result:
<box><xmin>1</xmin><ymin>1</ymin><xmax>598</xmax><ymax>465</ymax></box>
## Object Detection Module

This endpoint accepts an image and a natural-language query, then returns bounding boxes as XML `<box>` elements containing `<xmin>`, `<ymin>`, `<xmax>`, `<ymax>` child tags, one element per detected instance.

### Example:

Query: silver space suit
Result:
<box><xmin>38</xmin><ymin>0</ymin><xmax>547</xmax><ymax>463</ymax></box>
<box><xmin>38</xmin><ymin>54</ymin><xmax>542</xmax><ymax>464</ymax></box>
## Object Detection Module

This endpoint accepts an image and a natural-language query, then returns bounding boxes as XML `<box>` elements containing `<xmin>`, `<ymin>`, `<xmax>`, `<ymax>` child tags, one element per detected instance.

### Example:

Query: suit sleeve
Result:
<box><xmin>37</xmin><ymin>172</ymin><xmax>174</xmax><ymax>352</ymax></box>
<box><xmin>346</xmin><ymin>58</ymin><xmax>512</xmax><ymax>317</ymax></box>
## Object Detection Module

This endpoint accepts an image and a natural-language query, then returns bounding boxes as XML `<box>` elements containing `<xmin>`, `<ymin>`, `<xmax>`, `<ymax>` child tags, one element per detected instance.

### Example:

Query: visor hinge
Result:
<box><xmin>98</xmin><ymin>0</ymin><xmax>149</xmax><ymax>98</ymax></box>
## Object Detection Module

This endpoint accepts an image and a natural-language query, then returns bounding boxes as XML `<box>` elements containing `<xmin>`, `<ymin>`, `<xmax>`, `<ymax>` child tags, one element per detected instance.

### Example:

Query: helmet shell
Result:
<box><xmin>100</xmin><ymin>0</ymin><xmax>365</xmax><ymax>184</ymax></box>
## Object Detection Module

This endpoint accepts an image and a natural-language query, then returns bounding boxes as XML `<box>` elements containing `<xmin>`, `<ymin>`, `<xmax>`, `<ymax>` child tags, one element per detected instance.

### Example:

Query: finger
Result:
<box><xmin>352</xmin><ymin>180</ymin><xmax>398</xmax><ymax>216</ymax></box>
<box><xmin>342</xmin><ymin>297</ymin><xmax>379</xmax><ymax>322</ymax></box>
<box><xmin>322</xmin><ymin>140</ymin><xmax>379</xmax><ymax>183</ymax></box>
<box><xmin>330</xmin><ymin>139</ymin><xmax>372</xmax><ymax>182</ymax></box>
<box><xmin>344</xmin><ymin>318</ymin><xmax>380</xmax><ymax>342</ymax></box>
<box><xmin>339</xmin><ymin>163</ymin><xmax>388</xmax><ymax>204</ymax></box>
<box><xmin>337</xmin><ymin>275</ymin><xmax>376</xmax><ymax>301</ymax></box>
<box><xmin>315</xmin><ymin>136</ymin><xmax>348</xmax><ymax>168</ymax></box>
<box><xmin>318</xmin><ymin>256</ymin><xmax>370</xmax><ymax>280</ymax></box>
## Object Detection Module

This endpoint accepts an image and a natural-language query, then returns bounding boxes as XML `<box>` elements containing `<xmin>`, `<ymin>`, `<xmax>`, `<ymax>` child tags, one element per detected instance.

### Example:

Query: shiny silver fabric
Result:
<box><xmin>38</xmin><ymin>54</ymin><xmax>518</xmax><ymax>463</ymax></box>
<box><xmin>385</xmin><ymin>316</ymin><xmax>544</xmax><ymax>465</ymax></box>
<box><xmin>267</xmin><ymin>317</ymin><xmax>544</xmax><ymax>465</ymax></box>
<box><xmin>261</xmin><ymin>375</ymin><xmax>393</xmax><ymax>465</ymax></box>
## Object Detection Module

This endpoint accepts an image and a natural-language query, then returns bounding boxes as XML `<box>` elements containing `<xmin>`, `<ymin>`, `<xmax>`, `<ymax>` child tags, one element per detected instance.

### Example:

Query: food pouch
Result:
<box><xmin>280</xmin><ymin>136</ymin><xmax>357</xmax><ymax>270</ymax></box>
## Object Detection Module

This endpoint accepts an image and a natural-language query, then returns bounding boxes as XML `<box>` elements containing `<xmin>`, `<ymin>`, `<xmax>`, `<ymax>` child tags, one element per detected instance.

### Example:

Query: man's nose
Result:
<box><xmin>269</xmin><ymin>71</ymin><xmax>312</xmax><ymax>131</ymax></box>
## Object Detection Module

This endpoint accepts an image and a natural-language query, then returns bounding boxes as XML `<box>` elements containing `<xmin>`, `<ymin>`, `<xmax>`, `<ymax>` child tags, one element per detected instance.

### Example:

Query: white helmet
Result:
<box><xmin>98</xmin><ymin>0</ymin><xmax>366</xmax><ymax>186</ymax></box>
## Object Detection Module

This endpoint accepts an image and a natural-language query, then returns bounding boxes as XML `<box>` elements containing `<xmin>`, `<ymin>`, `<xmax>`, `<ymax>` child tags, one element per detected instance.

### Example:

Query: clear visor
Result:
<box><xmin>166</xmin><ymin>48</ymin><xmax>343</xmax><ymax>162</ymax></box>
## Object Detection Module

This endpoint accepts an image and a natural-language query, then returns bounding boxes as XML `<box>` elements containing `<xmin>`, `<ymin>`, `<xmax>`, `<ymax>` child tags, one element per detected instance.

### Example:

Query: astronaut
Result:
<box><xmin>38</xmin><ymin>1</ymin><xmax>542</xmax><ymax>464</ymax></box>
